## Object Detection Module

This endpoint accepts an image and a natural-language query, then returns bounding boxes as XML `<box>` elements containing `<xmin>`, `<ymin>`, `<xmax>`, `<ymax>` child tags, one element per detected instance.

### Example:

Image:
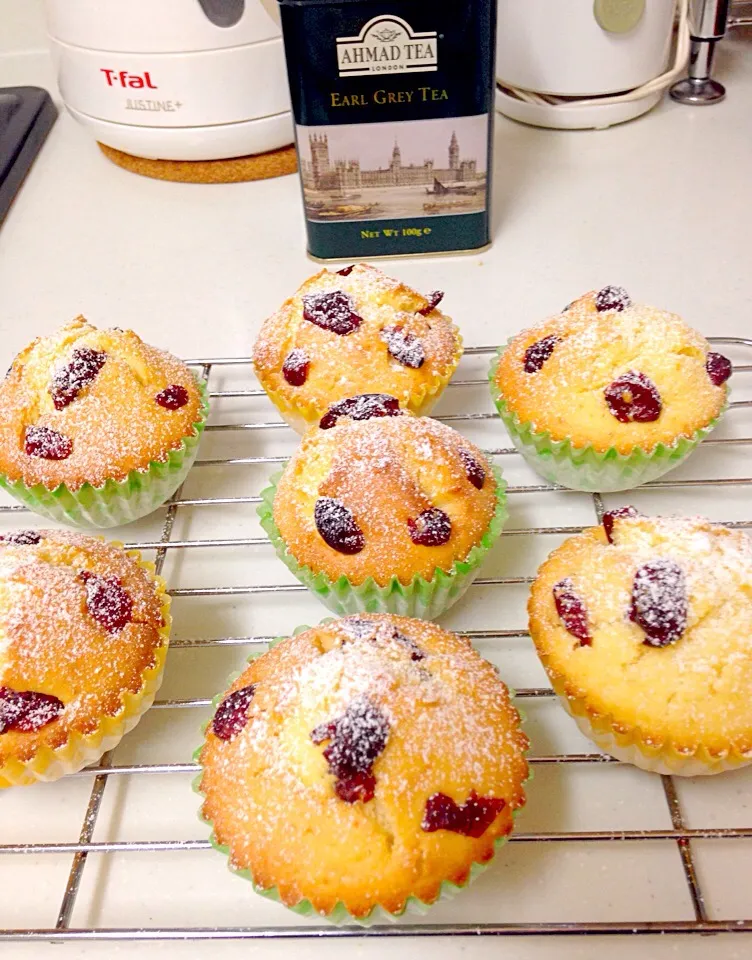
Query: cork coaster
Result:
<box><xmin>98</xmin><ymin>142</ymin><xmax>298</xmax><ymax>184</ymax></box>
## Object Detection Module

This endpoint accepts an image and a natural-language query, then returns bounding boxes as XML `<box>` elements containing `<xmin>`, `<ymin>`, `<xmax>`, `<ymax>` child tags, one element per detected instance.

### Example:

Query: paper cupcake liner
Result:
<box><xmin>261</xmin><ymin>334</ymin><xmax>463</xmax><ymax>436</ymax></box>
<box><xmin>488</xmin><ymin>348</ymin><xmax>724</xmax><ymax>493</ymax></box>
<box><xmin>547</xmin><ymin>673</ymin><xmax>752</xmax><ymax>777</ymax></box>
<box><xmin>193</xmin><ymin>635</ymin><xmax>530</xmax><ymax>926</ymax></box>
<box><xmin>0</xmin><ymin>379</ymin><xmax>209</xmax><ymax>528</ymax></box>
<box><xmin>257</xmin><ymin>465</ymin><xmax>507</xmax><ymax>619</ymax></box>
<box><xmin>0</xmin><ymin>549</ymin><xmax>171</xmax><ymax>788</ymax></box>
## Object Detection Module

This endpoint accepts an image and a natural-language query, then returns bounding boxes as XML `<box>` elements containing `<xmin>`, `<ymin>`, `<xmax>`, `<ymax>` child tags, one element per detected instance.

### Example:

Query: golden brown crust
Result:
<box><xmin>253</xmin><ymin>264</ymin><xmax>462</xmax><ymax>426</ymax></box>
<box><xmin>272</xmin><ymin>416</ymin><xmax>497</xmax><ymax>586</ymax></box>
<box><xmin>199</xmin><ymin>615</ymin><xmax>528</xmax><ymax>917</ymax></box>
<box><xmin>0</xmin><ymin>317</ymin><xmax>203</xmax><ymax>489</ymax></box>
<box><xmin>494</xmin><ymin>293</ymin><xmax>726</xmax><ymax>454</ymax></box>
<box><xmin>0</xmin><ymin>530</ymin><xmax>167</xmax><ymax>766</ymax></box>
<box><xmin>528</xmin><ymin>514</ymin><xmax>752</xmax><ymax>756</ymax></box>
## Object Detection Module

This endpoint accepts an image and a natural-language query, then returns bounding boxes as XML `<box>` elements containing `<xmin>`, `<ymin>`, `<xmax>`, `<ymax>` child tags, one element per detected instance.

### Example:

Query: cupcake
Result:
<box><xmin>489</xmin><ymin>287</ymin><xmax>730</xmax><ymax>492</ymax></box>
<box><xmin>258</xmin><ymin>408</ymin><xmax>507</xmax><ymax>618</ymax></box>
<box><xmin>0</xmin><ymin>529</ymin><xmax>170</xmax><ymax>787</ymax></box>
<box><xmin>0</xmin><ymin>317</ymin><xmax>208</xmax><ymax>527</ymax></box>
<box><xmin>196</xmin><ymin>614</ymin><xmax>528</xmax><ymax>923</ymax></box>
<box><xmin>528</xmin><ymin>509</ymin><xmax>752</xmax><ymax>775</ymax></box>
<box><xmin>253</xmin><ymin>263</ymin><xmax>462</xmax><ymax>433</ymax></box>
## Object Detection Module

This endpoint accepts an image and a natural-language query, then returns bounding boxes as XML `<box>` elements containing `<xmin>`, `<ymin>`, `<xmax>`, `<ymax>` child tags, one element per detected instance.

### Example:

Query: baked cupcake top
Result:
<box><xmin>253</xmin><ymin>264</ymin><xmax>462</xmax><ymax>424</ymax></box>
<box><xmin>0</xmin><ymin>529</ymin><xmax>168</xmax><ymax>767</ymax></box>
<box><xmin>493</xmin><ymin>287</ymin><xmax>730</xmax><ymax>454</ymax></box>
<box><xmin>0</xmin><ymin>317</ymin><xmax>204</xmax><ymax>489</ymax></box>
<box><xmin>528</xmin><ymin>510</ymin><xmax>752</xmax><ymax>756</ymax></box>
<box><xmin>272</xmin><ymin>413</ymin><xmax>498</xmax><ymax>585</ymax></box>
<box><xmin>198</xmin><ymin>615</ymin><xmax>528</xmax><ymax>917</ymax></box>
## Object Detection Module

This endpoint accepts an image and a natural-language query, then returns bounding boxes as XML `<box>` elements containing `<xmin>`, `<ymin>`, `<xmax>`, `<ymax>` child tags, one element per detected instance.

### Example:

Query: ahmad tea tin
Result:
<box><xmin>278</xmin><ymin>0</ymin><xmax>496</xmax><ymax>260</ymax></box>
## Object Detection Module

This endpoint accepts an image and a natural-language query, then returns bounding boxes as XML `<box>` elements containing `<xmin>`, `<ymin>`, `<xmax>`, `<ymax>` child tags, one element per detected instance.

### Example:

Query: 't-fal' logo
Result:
<box><xmin>100</xmin><ymin>69</ymin><xmax>157</xmax><ymax>89</ymax></box>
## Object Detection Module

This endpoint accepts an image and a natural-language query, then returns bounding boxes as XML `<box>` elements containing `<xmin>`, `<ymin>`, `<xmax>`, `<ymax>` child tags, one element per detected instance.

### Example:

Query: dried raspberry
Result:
<box><xmin>0</xmin><ymin>530</ymin><xmax>42</xmax><ymax>545</ymax></box>
<box><xmin>50</xmin><ymin>347</ymin><xmax>107</xmax><ymax>410</ymax></box>
<box><xmin>155</xmin><ymin>384</ymin><xmax>189</xmax><ymax>410</ymax></box>
<box><xmin>595</xmin><ymin>286</ymin><xmax>631</xmax><ymax>312</ymax></box>
<box><xmin>0</xmin><ymin>687</ymin><xmax>64</xmax><ymax>734</ymax></box>
<box><xmin>604</xmin><ymin>371</ymin><xmax>662</xmax><ymax>423</ymax></box>
<box><xmin>302</xmin><ymin>291</ymin><xmax>363</xmax><ymax>335</ymax></box>
<box><xmin>212</xmin><ymin>684</ymin><xmax>256</xmax><ymax>741</ymax></box>
<box><xmin>314</xmin><ymin>497</ymin><xmax>365</xmax><ymax>554</ymax></box>
<box><xmin>630</xmin><ymin>559</ymin><xmax>687</xmax><ymax>647</ymax></box>
<box><xmin>381</xmin><ymin>326</ymin><xmax>425</xmax><ymax>368</ymax></box>
<box><xmin>706</xmin><ymin>352</ymin><xmax>732</xmax><ymax>387</ymax></box>
<box><xmin>408</xmin><ymin>507</ymin><xmax>451</xmax><ymax>547</ymax></box>
<box><xmin>24</xmin><ymin>426</ymin><xmax>73</xmax><ymax>460</ymax></box>
<box><xmin>319</xmin><ymin>393</ymin><xmax>401</xmax><ymax>429</ymax></box>
<box><xmin>553</xmin><ymin>578</ymin><xmax>591</xmax><ymax>645</ymax></box>
<box><xmin>421</xmin><ymin>790</ymin><xmax>506</xmax><ymax>838</ymax></box>
<box><xmin>459</xmin><ymin>448</ymin><xmax>486</xmax><ymax>489</ymax></box>
<box><xmin>337</xmin><ymin>265</ymin><xmax>355</xmax><ymax>277</ymax></box>
<box><xmin>602</xmin><ymin>506</ymin><xmax>640</xmax><ymax>544</ymax></box>
<box><xmin>417</xmin><ymin>291</ymin><xmax>444</xmax><ymax>315</ymax></box>
<box><xmin>524</xmin><ymin>335</ymin><xmax>561</xmax><ymax>374</ymax></box>
<box><xmin>282</xmin><ymin>349</ymin><xmax>310</xmax><ymax>387</ymax></box>
<box><xmin>311</xmin><ymin>696</ymin><xmax>389</xmax><ymax>804</ymax></box>
<box><xmin>79</xmin><ymin>571</ymin><xmax>133</xmax><ymax>633</ymax></box>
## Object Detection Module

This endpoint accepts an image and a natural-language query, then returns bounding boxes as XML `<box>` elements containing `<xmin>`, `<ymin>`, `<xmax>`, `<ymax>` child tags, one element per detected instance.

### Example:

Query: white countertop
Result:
<box><xmin>1</xmin><ymin>6</ymin><xmax>752</xmax><ymax>960</ymax></box>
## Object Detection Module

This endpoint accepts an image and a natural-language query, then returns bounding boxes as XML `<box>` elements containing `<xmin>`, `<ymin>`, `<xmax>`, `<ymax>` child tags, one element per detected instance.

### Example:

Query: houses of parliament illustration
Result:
<box><xmin>300</xmin><ymin>130</ymin><xmax>483</xmax><ymax>192</ymax></box>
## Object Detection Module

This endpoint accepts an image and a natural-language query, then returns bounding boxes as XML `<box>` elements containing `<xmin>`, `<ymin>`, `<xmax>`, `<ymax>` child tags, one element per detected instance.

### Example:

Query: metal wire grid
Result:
<box><xmin>1</xmin><ymin>338</ymin><xmax>751</xmax><ymax>943</ymax></box>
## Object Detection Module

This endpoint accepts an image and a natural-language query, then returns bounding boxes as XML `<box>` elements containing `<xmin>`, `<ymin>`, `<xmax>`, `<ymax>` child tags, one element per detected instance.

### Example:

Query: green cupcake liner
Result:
<box><xmin>488</xmin><ymin>347</ymin><xmax>724</xmax><ymax>493</ymax></box>
<box><xmin>257</xmin><ymin>465</ymin><xmax>508</xmax><ymax>619</ymax></box>
<box><xmin>0</xmin><ymin>379</ymin><xmax>209</xmax><ymax>528</ymax></box>
<box><xmin>192</xmin><ymin>629</ymin><xmax>531</xmax><ymax>926</ymax></box>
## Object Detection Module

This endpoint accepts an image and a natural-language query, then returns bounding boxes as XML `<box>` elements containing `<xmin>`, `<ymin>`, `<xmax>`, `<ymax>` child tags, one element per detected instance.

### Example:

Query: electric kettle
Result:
<box><xmin>45</xmin><ymin>0</ymin><xmax>293</xmax><ymax>160</ymax></box>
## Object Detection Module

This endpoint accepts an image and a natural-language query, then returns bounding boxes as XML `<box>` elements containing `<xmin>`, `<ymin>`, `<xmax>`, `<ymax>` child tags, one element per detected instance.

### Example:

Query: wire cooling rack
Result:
<box><xmin>1</xmin><ymin>338</ymin><xmax>751</xmax><ymax>944</ymax></box>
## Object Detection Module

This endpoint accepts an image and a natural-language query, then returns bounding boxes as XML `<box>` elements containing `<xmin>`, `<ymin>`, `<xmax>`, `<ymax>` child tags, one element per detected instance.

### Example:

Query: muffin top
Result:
<box><xmin>528</xmin><ymin>510</ymin><xmax>752</xmax><ymax>756</ymax></box>
<box><xmin>253</xmin><ymin>264</ymin><xmax>462</xmax><ymax>424</ymax></box>
<box><xmin>272</xmin><ymin>413</ymin><xmax>498</xmax><ymax>585</ymax></box>
<box><xmin>0</xmin><ymin>317</ymin><xmax>204</xmax><ymax>489</ymax></box>
<box><xmin>493</xmin><ymin>287</ymin><xmax>730</xmax><ymax>454</ymax></box>
<box><xmin>198</xmin><ymin>614</ymin><xmax>528</xmax><ymax>917</ymax></box>
<box><xmin>0</xmin><ymin>529</ymin><xmax>168</xmax><ymax>767</ymax></box>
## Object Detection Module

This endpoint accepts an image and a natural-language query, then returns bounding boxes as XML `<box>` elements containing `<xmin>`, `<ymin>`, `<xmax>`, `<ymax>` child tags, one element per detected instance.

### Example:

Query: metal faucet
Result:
<box><xmin>670</xmin><ymin>0</ymin><xmax>752</xmax><ymax>103</ymax></box>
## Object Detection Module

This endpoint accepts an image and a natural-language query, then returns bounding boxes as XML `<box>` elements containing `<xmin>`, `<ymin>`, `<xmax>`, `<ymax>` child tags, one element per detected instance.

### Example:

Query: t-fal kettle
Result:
<box><xmin>45</xmin><ymin>0</ymin><xmax>292</xmax><ymax>160</ymax></box>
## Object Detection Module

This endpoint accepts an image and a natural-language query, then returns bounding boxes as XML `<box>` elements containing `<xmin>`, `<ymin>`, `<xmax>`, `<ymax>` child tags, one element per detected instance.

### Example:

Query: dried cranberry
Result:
<box><xmin>212</xmin><ymin>684</ymin><xmax>257</xmax><ymax>741</ymax></box>
<box><xmin>314</xmin><ymin>497</ymin><xmax>365</xmax><ymax>554</ymax></box>
<box><xmin>706</xmin><ymin>352</ymin><xmax>732</xmax><ymax>387</ymax></box>
<box><xmin>630</xmin><ymin>559</ymin><xmax>687</xmax><ymax>647</ymax></box>
<box><xmin>553</xmin><ymin>578</ymin><xmax>591</xmax><ymax>645</ymax></box>
<box><xmin>24</xmin><ymin>426</ymin><xmax>73</xmax><ymax>461</ymax></box>
<box><xmin>417</xmin><ymin>291</ymin><xmax>444</xmax><ymax>316</ymax></box>
<box><xmin>311</xmin><ymin>696</ymin><xmax>389</xmax><ymax>804</ymax></box>
<box><xmin>421</xmin><ymin>790</ymin><xmax>506</xmax><ymax>839</ymax></box>
<box><xmin>0</xmin><ymin>687</ymin><xmax>64</xmax><ymax>734</ymax></box>
<box><xmin>393</xmin><ymin>630</ymin><xmax>425</xmax><ymax>661</ymax></box>
<box><xmin>381</xmin><ymin>326</ymin><xmax>426</xmax><ymax>368</ymax></box>
<box><xmin>604</xmin><ymin>371</ymin><xmax>662</xmax><ymax>423</ymax></box>
<box><xmin>340</xmin><ymin>617</ymin><xmax>377</xmax><ymax>640</ymax></box>
<box><xmin>302</xmin><ymin>290</ymin><xmax>363</xmax><ymax>336</ymax></box>
<box><xmin>79</xmin><ymin>571</ymin><xmax>133</xmax><ymax>633</ymax></box>
<box><xmin>282</xmin><ymin>349</ymin><xmax>310</xmax><ymax>387</ymax></box>
<box><xmin>408</xmin><ymin>508</ymin><xmax>451</xmax><ymax>547</ymax></box>
<box><xmin>602</xmin><ymin>506</ymin><xmax>640</xmax><ymax>544</ymax></box>
<box><xmin>155</xmin><ymin>384</ymin><xmax>189</xmax><ymax>410</ymax></box>
<box><xmin>459</xmin><ymin>448</ymin><xmax>486</xmax><ymax>489</ymax></box>
<box><xmin>319</xmin><ymin>393</ymin><xmax>402</xmax><ymax>429</ymax></box>
<box><xmin>524</xmin><ymin>335</ymin><xmax>561</xmax><ymax>374</ymax></box>
<box><xmin>595</xmin><ymin>286</ymin><xmax>631</xmax><ymax>312</ymax></box>
<box><xmin>0</xmin><ymin>530</ymin><xmax>42</xmax><ymax>545</ymax></box>
<box><xmin>50</xmin><ymin>347</ymin><xmax>107</xmax><ymax>410</ymax></box>
<box><xmin>337</xmin><ymin>265</ymin><xmax>355</xmax><ymax>277</ymax></box>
